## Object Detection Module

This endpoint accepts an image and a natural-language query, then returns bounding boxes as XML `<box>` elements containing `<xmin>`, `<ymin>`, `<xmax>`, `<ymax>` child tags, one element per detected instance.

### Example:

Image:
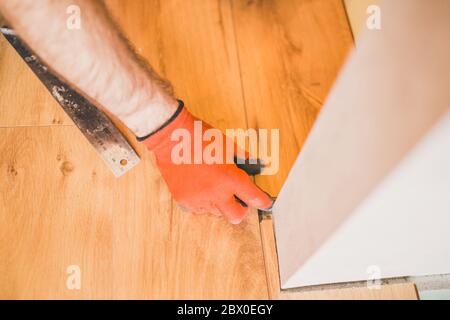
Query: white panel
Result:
<box><xmin>284</xmin><ymin>110</ymin><xmax>450</xmax><ymax>288</ymax></box>
<box><xmin>273</xmin><ymin>0</ymin><xmax>450</xmax><ymax>288</ymax></box>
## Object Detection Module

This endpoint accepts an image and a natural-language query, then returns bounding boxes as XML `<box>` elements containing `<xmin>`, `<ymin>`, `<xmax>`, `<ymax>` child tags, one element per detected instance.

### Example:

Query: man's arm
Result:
<box><xmin>0</xmin><ymin>0</ymin><xmax>273</xmax><ymax>223</ymax></box>
<box><xmin>0</xmin><ymin>0</ymin><xmax>177</xmax><ymax>137</ymax></box>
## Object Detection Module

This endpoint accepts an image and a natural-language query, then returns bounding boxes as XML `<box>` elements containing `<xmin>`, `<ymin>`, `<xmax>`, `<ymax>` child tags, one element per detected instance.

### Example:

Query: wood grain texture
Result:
<box><xmin>0</xmin><ymin>125</ymin><xmax>267</xmax><ymax>299</ymax></box>
<box><xmin>0</xmin><ymin>0</ymin><xmax>267</xmax><ymax>299</ymax></box>
<box><xmin>231</xmin><ymin>0</ymin><xmax>354</xmax><ymax>195</ymax></box>
<box><xmin>0</xmin><ymin>0</ymin><xmax>418</xmax><ymax>299</ymax></box>
<box><xmin>250</xmin><ymin>0</ymin><xmax>418</xmax><ymax>299</ymax></box>
<box><xmin>0</xmin><ymin>37</ymin><xmax>71</xmax><ymax>126</ymax></box>
<box><xmin>0</xmin><ymin>126</ymin><xmax>113</xmax><ymax>299</ymax></box>
<box><xmin>106</xmin><ymin>0</ymin><xmax>267</xmax><ymax>299</ymax></box>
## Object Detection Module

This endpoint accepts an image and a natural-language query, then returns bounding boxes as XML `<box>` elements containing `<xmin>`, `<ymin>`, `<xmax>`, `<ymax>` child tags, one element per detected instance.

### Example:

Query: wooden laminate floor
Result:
<box><xmin>0</xmin><ymin>0</ymin><xmax>416</xmax><ymax>299</ymax></box>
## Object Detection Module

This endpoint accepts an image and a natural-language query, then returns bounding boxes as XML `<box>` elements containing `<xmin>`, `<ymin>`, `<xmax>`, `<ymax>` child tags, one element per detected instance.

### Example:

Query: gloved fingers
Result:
<box><xmin>233</xmin><ymin>175</ymin><xmax>273</xmax><ymax>210</ymax></box>
<box><xmin>215</xmin><ymin>197</ymin><xmax>250</xmax><ymax>224</ymax></box>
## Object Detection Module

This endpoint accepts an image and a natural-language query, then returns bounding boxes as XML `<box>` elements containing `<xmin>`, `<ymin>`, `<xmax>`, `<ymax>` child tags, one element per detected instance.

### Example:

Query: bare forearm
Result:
<box><xmin>0</xmin><ymin>0</ymin><xmax>177</xmax><ymax>136</ymax></box>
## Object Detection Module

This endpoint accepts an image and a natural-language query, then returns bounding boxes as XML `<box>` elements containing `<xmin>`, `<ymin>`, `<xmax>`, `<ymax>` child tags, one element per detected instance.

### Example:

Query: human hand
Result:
<box><xmin>139</xmin><ymin>101</ymin><xmax>273</xmax><ymax>224</ymax></box>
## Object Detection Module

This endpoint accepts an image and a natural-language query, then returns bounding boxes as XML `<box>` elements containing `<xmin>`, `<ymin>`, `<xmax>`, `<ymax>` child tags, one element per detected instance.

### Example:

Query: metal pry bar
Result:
<box><xmin>1</xmin><ymin>27</ymin><xmax>140</xmax><ymax>177</ymax></box>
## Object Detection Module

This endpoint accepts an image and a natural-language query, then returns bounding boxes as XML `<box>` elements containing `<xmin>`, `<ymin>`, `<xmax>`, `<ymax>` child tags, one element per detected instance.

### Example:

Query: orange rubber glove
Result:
<box><xmin>139</xmin><ymin>101</ymin><xmax>273</xmax><ymax>224</ymax></box>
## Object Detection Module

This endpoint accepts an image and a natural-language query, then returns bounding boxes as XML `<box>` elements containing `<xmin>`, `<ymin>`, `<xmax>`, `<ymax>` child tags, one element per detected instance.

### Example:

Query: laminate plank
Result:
<box><xmin>105</xmin><ymin>0</ymin><xmax>268</xmax><ymax>299</ymax></box>
<box><xmin>0</xmin><ymin>0</ymin><xmax>268</xmax><ymax>299</ymax></box>
<box><xmin>242</xmin><ymin>0</ymin><xmax>418</xmax><ymax>299</ymax></box>
<box><xmin>231</xmin><ymin>0</ymin><xmax>354</xmax><ymax>195</ymax></box>
<box><xmin>0</xmin><ymin>36</ymin><xmax>70</xmax><ymax>126</ymax></box>
<box><xmin>273</xmin><ymin>0</ymin><xmax>450</xmax><ymax>290</ymax></box>
<box><xmin>0</xmin><ymin>126</ymin><xmax>112</xmax><ymax>299</ymax></box>
<box><xmin>0</xmin><ymin>0</ymin><xmax>420</xmax><ymax>300</ymax></box>
<box><xmin>0</xmin><ymin>125</ymin><xmax>267</xmax><ymax>299</ymax></box>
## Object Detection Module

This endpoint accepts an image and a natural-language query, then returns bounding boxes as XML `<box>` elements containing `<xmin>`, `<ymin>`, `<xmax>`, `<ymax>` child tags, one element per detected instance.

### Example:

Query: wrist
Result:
<box><xmin>136</xmin><ymin>99</ymin><xmax>184</xmax><ymax>141</ymax></box>
<box><xmin>121</xmin><ymin>94</ymin><xmax>179</xmax><ymax>138</ymax></box>
<box><xmin>139</xmin><ymin>100</ymin><xmax>191</xmax><ymax>152</ymax></box>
